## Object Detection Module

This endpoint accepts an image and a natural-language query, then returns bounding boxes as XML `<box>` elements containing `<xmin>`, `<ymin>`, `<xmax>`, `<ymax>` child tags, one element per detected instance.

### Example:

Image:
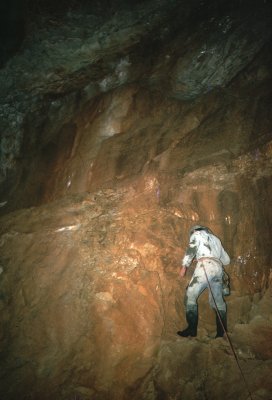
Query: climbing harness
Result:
<box><xmin>202</xmin><ymin>263</ymin><xmax>254</xmax><ymax>400</ymax></box>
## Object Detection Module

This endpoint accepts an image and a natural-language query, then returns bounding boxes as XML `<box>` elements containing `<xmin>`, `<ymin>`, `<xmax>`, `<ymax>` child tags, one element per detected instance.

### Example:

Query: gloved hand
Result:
<box><xmin>179</xmin><ymin>266</ymin><xmax>187</xmax><ymax>278</ymax></box>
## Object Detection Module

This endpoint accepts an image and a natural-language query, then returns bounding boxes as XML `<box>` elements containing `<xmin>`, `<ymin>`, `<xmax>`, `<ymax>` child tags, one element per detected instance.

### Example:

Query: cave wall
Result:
<box><xmin>0</xmin><ymin>1</ymin><xmax>272</xmax><ymax>399</ymax></box>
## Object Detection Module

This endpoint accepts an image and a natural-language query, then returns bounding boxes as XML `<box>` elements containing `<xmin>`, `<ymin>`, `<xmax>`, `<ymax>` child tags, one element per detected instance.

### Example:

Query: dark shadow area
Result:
<box><xmin>0</xmin><ymin>0</ymin><xmax>25</xmax><ymax>67</ymax></box>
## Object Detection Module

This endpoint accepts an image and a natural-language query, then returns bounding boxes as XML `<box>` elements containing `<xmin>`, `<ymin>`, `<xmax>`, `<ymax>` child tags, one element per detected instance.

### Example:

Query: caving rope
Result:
<box><xmin>202</xmin><ymin>264</ymin><xmax>254</xmax><ymax>400</ymax></box>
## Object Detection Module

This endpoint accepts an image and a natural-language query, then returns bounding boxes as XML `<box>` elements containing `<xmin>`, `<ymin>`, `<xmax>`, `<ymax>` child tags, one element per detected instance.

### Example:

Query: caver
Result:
<box><xmin>177</xmin><ymin>225</ymin><xmax>230</xmax><ymax>338</ymax></box>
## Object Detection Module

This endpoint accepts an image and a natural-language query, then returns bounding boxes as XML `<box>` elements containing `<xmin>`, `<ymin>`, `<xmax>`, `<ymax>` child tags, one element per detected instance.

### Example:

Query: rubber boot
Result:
<box><xmin>177</xmin><ymin>307</ymin><xmax>198</xmax><ymax>337</ymax></box>
<box><xmin>215</xmin><ymin>310</ymin><xmax>227</xmax><ymax>338</ymax></box>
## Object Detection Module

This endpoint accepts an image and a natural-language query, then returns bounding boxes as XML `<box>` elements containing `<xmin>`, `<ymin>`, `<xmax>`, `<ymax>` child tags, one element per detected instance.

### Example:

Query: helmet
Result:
<box><xmin>189</xmin><ymin>225</ymin><xmax>212</xmax><ymax>236</ymax></box>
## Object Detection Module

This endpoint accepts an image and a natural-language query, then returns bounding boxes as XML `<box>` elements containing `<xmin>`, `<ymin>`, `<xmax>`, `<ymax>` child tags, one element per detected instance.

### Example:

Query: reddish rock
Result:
<box><xmin>0</xmin><ymin>1</ymin><xmax>271</xmax><ymax>399</ymax></box>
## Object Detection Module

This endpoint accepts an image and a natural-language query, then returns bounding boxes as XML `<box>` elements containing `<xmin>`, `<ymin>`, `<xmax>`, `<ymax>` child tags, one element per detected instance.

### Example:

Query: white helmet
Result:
<box><xmin>189</xmin><ymin>225</ymin><xmax>212</xmax><ymax>236</ymax></box>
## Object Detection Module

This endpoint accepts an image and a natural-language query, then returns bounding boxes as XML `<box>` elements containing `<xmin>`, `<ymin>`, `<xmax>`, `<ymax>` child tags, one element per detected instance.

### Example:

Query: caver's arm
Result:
<box><xmin>182</xmin><ymin>233</ymin><xmax>199</xmax><ymax>268</ymax></box>
<box><xmin>220</xmin><ymin>246</ymin><xmax>230</xmax><ymax>266</ymax></box>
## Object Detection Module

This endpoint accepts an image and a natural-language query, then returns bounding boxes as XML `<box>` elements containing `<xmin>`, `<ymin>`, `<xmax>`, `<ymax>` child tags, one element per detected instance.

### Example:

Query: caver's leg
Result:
<box><xmin>177</xmin><ymin>274</ymin><xmax>206</xmax><ymax>338</ymax></box>
<box><xmin>208</xmin><ymin>274</ymin><xmax>227</xmax><ymax>338</ymax></box>
<box><xmin>215</xmin><ymin>310</ymin><xmax>227</xmax><ymax>338</ymax></box>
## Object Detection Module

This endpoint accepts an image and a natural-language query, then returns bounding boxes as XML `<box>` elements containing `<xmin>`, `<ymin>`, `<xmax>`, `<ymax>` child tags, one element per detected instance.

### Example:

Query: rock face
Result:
<box><xmin>0</xmin><ymin>1</ymin><xmax>272</xmax><ymax>399</ymax></box>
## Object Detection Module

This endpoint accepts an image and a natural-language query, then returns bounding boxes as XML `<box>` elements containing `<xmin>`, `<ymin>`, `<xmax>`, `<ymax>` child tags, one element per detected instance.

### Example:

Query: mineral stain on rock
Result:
<box><xmin>0</xmin><ymin>0</ymin><xmax>272</xmax><ymax>399</ymax></box>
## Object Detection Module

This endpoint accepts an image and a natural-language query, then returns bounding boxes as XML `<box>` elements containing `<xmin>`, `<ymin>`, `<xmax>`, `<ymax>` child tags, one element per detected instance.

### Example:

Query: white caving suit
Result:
<box><xmin>177</xmin><ymin>226</ymin><xmax>230</xmax><ymax>338</ymax></box>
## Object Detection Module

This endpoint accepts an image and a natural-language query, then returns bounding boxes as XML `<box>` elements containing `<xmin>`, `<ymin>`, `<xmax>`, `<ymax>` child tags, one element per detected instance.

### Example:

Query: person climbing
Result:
<box><xmin>177</xmin><ymin>225</ymin><xmax>230</xmax><ymax>338</ymax></box>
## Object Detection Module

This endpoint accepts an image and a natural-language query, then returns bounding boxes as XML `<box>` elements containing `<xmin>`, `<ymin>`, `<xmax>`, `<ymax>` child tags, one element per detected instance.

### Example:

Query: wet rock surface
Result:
<box><xmin>0</xmin><ymin>0</ymin><xmax>272</xmax><ymax>399</ymax></box>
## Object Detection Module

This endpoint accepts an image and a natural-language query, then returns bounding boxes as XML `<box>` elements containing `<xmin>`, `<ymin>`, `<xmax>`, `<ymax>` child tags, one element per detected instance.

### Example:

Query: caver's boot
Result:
<box><xmin>177</xmin><ymin>306</ymin><xmax>198</xmax><ymax>337</ymax></box>
<box><xmin>215</xmin><ymin>310</ymin><xmax>227</xmax><ymax>338</ymax></box>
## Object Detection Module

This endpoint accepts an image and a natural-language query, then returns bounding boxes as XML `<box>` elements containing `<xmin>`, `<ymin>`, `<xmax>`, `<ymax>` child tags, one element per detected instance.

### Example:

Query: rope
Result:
<box><xmin>202</xmin><ymin>263</ymin><xmax>254</xmax><ymax>400</ymax></box>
